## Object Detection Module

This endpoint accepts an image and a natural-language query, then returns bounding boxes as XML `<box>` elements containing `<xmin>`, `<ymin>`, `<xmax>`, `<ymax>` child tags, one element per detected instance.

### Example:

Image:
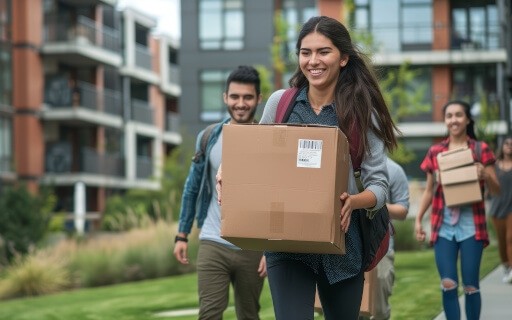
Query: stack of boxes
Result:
<box><xmin>437</xmin><ymin>147</ymin><xmax>482</xmax><ymax>207</ymax></box>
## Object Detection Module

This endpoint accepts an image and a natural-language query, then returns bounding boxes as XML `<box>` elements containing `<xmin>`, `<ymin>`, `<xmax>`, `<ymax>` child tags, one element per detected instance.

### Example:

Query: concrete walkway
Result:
<box><xmin>433</xmin><ymin>266</ymin><xmax>512</xmax><ymax>319</ymax></box>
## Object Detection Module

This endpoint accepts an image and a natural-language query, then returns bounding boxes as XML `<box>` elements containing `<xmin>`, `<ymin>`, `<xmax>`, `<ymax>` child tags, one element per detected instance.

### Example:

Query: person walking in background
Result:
<box><xmin>360</xmin><ymin>157</ymin><xmax>409</xmax><ymax>320</ymax></box>
<box><xmin>489</xmin><ymin>136</ymin><xmax>512</xmax><ymax>283</ymax></box>
<box><xmin>257</xmin><ymin>16</ymin><xmax>398</xmax><ymax>320</ymax></box>
<box><xmin>415</xmin><ymin>100</ymin><xmax>500</xmax><ymax>320</ymax></box>
<box><xmin>173</xmin><ymin>66</ymin><xmax>266</xmax><ymax>320</ymax></box>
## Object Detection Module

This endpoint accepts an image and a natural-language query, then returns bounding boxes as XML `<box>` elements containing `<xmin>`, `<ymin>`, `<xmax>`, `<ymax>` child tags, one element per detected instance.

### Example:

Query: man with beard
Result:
<box><xmin>173</xmin><ymin>66</ymin><xmax>267</xmax><ymax>319</ymax></box>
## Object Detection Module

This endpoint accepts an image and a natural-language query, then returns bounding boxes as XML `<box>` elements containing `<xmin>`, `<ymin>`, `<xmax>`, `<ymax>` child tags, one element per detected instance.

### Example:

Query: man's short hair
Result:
<box><xmin>225</xmin><ymin>65</ymin><xmax>261</xmax><ymax>96</ymax></box>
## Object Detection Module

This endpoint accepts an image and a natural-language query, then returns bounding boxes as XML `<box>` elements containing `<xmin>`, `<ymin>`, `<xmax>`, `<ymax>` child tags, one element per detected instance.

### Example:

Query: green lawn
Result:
<box><xmin>0</xmin><ymin>245</ymin><xmax>499</xmax><ymax>320</ymax></box>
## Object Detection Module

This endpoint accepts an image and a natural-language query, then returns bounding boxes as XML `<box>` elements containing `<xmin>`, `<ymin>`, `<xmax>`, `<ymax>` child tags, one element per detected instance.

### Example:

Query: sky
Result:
<box><xmin>117</xmin><ymin>0</ymin><xmax>181</xmax><ymax>39</ymax></box>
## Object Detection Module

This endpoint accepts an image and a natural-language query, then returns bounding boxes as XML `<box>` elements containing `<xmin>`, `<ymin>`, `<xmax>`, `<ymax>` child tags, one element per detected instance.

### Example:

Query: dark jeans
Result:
<box><xmin>267</xmin><ymin>258</ymin><xmax>364</xmax><ymax>320</ymax></box>
<box><xmin>434</xmin><ymin>236</ymin><xmax>483</xmax><ymax>320</ymax></box>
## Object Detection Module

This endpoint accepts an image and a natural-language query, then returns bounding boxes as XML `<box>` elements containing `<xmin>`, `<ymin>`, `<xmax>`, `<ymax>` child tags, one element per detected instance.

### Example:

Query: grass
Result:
<box><xmin>0</xmin><ymin>245</ymin><xmax>499</xmax><ymax>320</ymax></box>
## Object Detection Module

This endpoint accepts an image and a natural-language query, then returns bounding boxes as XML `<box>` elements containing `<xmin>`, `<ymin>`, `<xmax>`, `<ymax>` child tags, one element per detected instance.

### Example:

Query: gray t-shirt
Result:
<box><xmin>199</xmin><ymin>133</ymin><xmax>239</xmax><ymax>249</ymax></box>
<box><xmin>386</xmin><ymin>157</ymin><xmax>410</xmax><ymax>251</ymax></box>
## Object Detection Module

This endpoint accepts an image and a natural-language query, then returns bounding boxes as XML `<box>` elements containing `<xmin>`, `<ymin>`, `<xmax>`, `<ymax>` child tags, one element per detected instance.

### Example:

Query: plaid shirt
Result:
<box><xmin>420</xmin><ymin>137</ymin><xmax>496</xmax><ymax>247</ymax></box>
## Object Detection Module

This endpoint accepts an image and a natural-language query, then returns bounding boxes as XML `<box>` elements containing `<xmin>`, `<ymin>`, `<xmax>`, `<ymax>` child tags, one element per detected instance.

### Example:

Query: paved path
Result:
<box><xmin>433</xmin><ymin>266</ymin><xmax>512</xmax><ymax>319</ymax></box>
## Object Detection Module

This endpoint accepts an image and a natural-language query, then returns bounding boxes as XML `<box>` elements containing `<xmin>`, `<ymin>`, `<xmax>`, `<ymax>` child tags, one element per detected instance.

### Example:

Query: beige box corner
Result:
<box><xmin>220</xmin><ymin>124</ymin><xmax>349</xmax><ymax>254</ymax></box>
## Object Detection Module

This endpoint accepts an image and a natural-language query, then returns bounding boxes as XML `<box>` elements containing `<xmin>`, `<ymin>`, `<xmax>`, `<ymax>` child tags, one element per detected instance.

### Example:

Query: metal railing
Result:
<box><xmin>136</xmin><ymin>155</ymin><xmax>153</xmax><ymax>179</ymax></box>
<box><xmin>168</xmin><ymin>63</ymin><xmax>180</xmax><ymax>85</ymax></box>
<box><xmin>166</xmin><ymin>112</ymin><xmax>180</xmax><ymax>133</ymax></box>
<box><xmin>135</xmin><ymin>44</ymin><xmax>152</xmax><ymax>70</ymax></box>
<box><xmin>131</xmin><ymin>99</ymin><xmax>154</xmax><ymax>124</ymax></box>
<box><xmin>43</xmin><ymin>14</ymin><xmax>120</xmax><ymax>53</ymax></box>
<box><xmin>81</xmin><ymin>147</ymin><xmax>124</xmax><ymax>177</ymax></box>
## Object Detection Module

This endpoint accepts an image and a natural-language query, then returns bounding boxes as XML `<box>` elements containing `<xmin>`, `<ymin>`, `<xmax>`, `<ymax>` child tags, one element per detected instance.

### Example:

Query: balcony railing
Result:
<box><xmin>136</xmin><ymin>155</ymin><xmax>153</xmax><ymax>179</ymax></box>
<box><xmin>135</xmin><ymin>44</ymin><xmax>152</xmax><ymax>70</ymax></box>
<box><xmin>43</xmin><ymin>14</ymin><xmax>120</xmax><ymax>53</ymax></box>
<box><xmin>81</xmin><ymin>147</ymin><xmax>124</xmax><ymax>177</ymax></box>
<box><xmin>45</xmin><ymin>142</ymin><xmax>124</xmax><ymax>177</ymax></box>
<box><xmin>44</xmin><ymin>79</ymin><xmax>122</xmax><ymax>117</ymax></box>
<box><xmin>168</xmin><ymin>63</ymin><xmax>180</xmax><ymax>85</ymax></box>
<box><xmin>166</xmin><ymin>112</ymin><xmax>180</xmax><ymax>133</ymax></box>
<box><xmin>349</xmin><ymin>23</ymin><xmax>501</xmax><ymax>54</ymax></box>
<box><xmin>131</xmin><ymin>99</ymin><xmax>154</xmax><ymax>124</ymax></box>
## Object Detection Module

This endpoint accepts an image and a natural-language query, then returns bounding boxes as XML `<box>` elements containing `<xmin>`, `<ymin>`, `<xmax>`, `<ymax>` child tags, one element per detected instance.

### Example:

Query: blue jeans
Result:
<box><xmin>266</xmin><ymin>258</ymin><xmax>364</xmax><ymax>320</ymax></box>
<box><xmin>434</xmin><ymin>236</ymin><xmax>483</xmax><ymax>320</ymax></box>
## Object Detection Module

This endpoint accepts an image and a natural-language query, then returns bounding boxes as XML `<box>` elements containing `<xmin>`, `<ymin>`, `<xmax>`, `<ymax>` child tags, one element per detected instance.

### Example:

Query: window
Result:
<box><xmin>282</xmin><ymin>0</ymin><xmax>317</xmax><ymax>61</ymax></box>
<box><xmin>452</xmin><ymin>65</ymin><xmax>498</xmax><ymax>107</ymax></box>
<box><xmin>451</xmin><ymin>2</ymin><xmax>499</xmax><ymax>50</ymax></box>
<box><xmin>199</xmin><ymin>0</ymin><xmax>243</xmax><ymax>50</ymax></box>
<box><xmin>0</xmin><ymin>0</ymin><xmax>11</xmax><ymax>106</ymax></box>
<box><xmin>353</xmin><ymin>0</ymin><xmax>433</xmax><ymax>52</ymax></box>
<box><xmin>200</xmin><ymin>70</ymin><xmax>231</xmax><ymax>121</ymax></box>
<box><xmin>0</xmin><ymin>116</ymin><xmax>12</xmax><ymax>172</ymax></box>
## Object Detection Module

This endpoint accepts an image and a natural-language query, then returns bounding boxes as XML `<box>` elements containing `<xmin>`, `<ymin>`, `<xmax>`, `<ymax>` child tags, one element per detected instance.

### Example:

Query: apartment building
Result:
<box><xmin>0</xmin><ymin>0</ymin><xmax>181</xmax><ymax>222</ymax></box>
<box><xmin>180</xmin><ymin>0</ymin><xmax>511</xmax><ymax>178</ymax></box>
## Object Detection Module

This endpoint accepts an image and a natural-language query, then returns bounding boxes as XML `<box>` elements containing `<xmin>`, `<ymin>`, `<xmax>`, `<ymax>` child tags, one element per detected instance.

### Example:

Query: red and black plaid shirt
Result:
<box><xmin>420</xmin><ymin>137</ymin><xmax>496</xmax><ymax>247</ymax></box>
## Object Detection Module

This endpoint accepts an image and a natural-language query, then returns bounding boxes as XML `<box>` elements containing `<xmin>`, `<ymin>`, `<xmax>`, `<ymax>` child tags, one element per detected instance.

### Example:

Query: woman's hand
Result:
<box><xmin>339</xmin><ymin>192</ymin><xmax>353</xmax><ymax>233</ymax></box>
<box><xmin>216</xmin><ymin>165</ymin><xmax>222</xmax><ymax>206</ymax></box>
<box><xmin>415</xmin><ymin>219</ymin><xmax>426</xmax><ymax>242</ymax></box>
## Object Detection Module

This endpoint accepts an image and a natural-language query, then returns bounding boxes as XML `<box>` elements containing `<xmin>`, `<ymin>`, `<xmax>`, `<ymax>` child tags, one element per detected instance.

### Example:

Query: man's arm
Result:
<box><xmin>387</xmin><ymin>159</ymin><xmax>410</xmax><ymax>220</ymax></box>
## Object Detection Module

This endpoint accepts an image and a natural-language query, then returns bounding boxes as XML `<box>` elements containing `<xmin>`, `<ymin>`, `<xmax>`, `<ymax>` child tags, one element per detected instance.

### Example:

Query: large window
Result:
<box><xmin>200</xmin><ymin>69</ymin><xmax>231</xmax><ymax>121</ymax></box>
<box><xmin>353</xmin><ymin>0</ymin><xmax>432</xmax><ymax>52</ymax></box>
<box><xmin>199</xmin><ymin>0</ymin><xmax>243</xmax><ymax>50</ymax></box>
<box><xmin>451</xmin><ymin>1</ymin><xmax>499</xmax><ymax>50</ymax></box>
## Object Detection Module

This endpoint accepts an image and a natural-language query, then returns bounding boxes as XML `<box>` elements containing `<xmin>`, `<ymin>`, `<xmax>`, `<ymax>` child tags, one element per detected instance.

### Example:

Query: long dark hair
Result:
<box><xmin>289</xmin><ymin>16</ymin><xmax>398</xmax><ymax>159</ymax></box>
<box><xmin>442</xmin><ymin>100</ymin><xmax>477</xmax><ymax>140</ymax></box>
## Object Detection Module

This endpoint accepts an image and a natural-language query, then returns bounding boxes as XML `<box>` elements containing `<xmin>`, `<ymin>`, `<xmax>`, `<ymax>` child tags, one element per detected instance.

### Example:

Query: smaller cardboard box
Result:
<box><xmin>437</xmin><ymin>147</ymin><xmax>473</xmax><ymax>171</ymax></box>
<box><xmin>221</xmin><ymin>124</ymin><xmax>349</xmax><ymax>254</ymax></box>
<box><xmin>440</xmin><ymin>165</ymin><xmax>482</xmax><ymax>207</ymax></box>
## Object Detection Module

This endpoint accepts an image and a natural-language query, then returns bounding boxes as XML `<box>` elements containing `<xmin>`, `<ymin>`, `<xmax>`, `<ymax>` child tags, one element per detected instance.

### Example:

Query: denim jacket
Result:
<box><xmin>177</xmin><ymin>118</ymin><xmax>230</xmax><ymax>234</ymax></box>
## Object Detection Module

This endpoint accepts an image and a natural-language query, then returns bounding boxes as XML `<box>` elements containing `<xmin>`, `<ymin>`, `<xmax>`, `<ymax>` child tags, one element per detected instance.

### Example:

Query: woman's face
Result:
<box><xmin>299</xmin><ymin>32</ymin><xmax>348</xmax><ymax>91</ymax></box>
<box><xmin>444</xmin><ymin>103</ymin><xmax>470</xmax><ymax>138</ymax></box>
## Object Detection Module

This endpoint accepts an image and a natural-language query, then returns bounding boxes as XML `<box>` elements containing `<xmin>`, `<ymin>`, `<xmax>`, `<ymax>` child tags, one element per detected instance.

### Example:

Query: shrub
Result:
<box><xmin>393</xmin><ymin>218</ymin><xmax>425</xmax><ymax>251</ymax></box>
<box><xmin>0</xmin><ymin>250</ymin><xmax>72</xmax><ymax>300</ymax></box>
<box><xmin>0</xmin><ymin>186</ymin><xmax>56</xmax><ymax>263</ymax></box>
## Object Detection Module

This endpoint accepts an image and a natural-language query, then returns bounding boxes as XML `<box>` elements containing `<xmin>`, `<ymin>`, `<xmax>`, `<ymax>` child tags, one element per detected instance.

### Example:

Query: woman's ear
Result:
<box><xmin>340</xmin><ymin>55</ymin><xmax>349</xmax><ymax>67</ymax></box>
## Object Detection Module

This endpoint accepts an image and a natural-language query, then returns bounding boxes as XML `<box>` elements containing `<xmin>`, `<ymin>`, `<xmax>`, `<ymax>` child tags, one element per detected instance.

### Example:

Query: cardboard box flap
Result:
<box><xmin>437</xmin><ymin>147</ymin><xmax>474</xmax><ymax>171</ymax></box>
<box><xmin>440</xmin><ymin>165</ymin><xmax>478</xmax><ymax>186</ymax></box>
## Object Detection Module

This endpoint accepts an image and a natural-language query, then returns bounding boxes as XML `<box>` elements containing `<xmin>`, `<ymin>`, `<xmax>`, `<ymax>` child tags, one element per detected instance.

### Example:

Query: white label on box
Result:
<box><xmin>297</xmin><ymin>139</ymin><xmax>323</xmax><ymax>168</ymax></box>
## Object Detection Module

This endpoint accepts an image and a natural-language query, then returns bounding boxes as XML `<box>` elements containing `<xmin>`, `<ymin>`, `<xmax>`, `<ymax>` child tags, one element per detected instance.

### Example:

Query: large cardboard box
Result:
<box><xmin>437</xmin><ymin>147</ymin><xmax>482</xmax><ymax>207</ymax></box>
<box><xmin>221</xmin><ymin>124</ymin><xmax>349</xmax><ymax>254</ymax></box>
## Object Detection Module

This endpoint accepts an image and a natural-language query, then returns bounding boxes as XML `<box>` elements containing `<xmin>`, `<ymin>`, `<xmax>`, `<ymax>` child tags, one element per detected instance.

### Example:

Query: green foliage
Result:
<box><xmin>101</xmin><ymin>145</ymin><xmax>193</xmax><ymax>231</ymax></box>
<box><xmin>393</xmin><ymin>218</ymin><xmax>424</xmax><ymax>251</ymax></box>
<box><xmin>473</xmin><ymin>95</ymin><xmax>500</xmax><ymax>149</ymax></box>
<box><xmin>0</xmin><ymin>186</ymin><xmax>56</xmax><ymax>263</ymax></box>
<box><xmin>254</xmin><ymin>64</ymin><xmax>273</xmax><ymax>100</ymax></box>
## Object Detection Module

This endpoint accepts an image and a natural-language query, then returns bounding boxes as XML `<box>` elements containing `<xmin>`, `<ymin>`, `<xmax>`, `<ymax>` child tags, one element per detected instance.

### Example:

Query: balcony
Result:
<box><xmin>42</xmin><ymin>14</ymin><xmax>122</xmax><ymax>67</ymax></box>
<box><xmin>135</xmin><ymin>44</ymin><xmax>152</xmax><ymax>70</ymax></box>
<box><xmin>168</xmin><ymin>63</ymin><xmax>180</xmax><ymax>86</ymax></box>
<box><xmin>45</xmin><ymin>143</ymin><xmax>124</xmax><ymax>177</ymax></box>
<box><xmin>131</xmin><ymin>99</ymin><xmax>154</xmax><ymax>125</ymax></box>
<box><xmin>165</xmin><ymin>112</ymin><xmax>180</xmax><ymax>133</ymax></box>
<box><xmin>353</xmin><ymin>23</ymin><xmax>506</xmax><ymax>66</ymax></box>
<box><xmin>136</xmin><ymin>155</ymin><xmax>153</xmax><ymax>179</ymax></box>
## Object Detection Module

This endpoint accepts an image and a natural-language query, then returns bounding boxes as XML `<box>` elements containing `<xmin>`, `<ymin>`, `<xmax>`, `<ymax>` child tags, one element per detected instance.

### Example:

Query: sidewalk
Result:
<box><xmin>433</xmin><ymin>266</ymin><xmax>512</xmax><ymax>319</ymax></box>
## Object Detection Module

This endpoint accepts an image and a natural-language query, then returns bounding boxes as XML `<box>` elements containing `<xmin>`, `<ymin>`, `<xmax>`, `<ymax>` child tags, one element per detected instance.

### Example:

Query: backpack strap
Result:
<box><xmin>191</xmin><ymin>123</ymin><xmax>217</xmax><ymax>163</ymax></box>
<box><xmin>276</xmin><ymin>87</ymin><xmax>300</xmax><ymax>123</ymax></box>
